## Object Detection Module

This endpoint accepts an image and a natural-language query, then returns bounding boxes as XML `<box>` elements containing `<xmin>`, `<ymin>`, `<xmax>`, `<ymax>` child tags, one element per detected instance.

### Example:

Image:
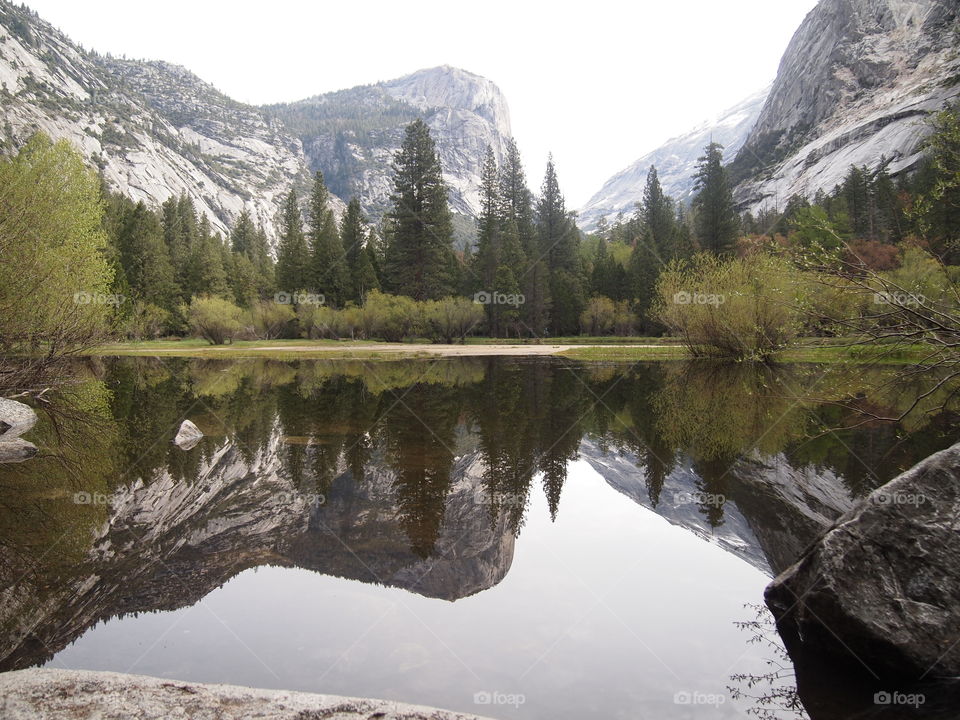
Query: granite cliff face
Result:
<box><xmin>578</xmin><ymin>86</ymin><xmax>769</xmax><ymax>230</ymax></box>
<box><xmin>267</xmin><ymin>66</ymin><xmax>513</xmax><ymax>222</ymax></box>
<box><xmin>581</xmin><ymin>0</ymin><xmax>960</xmax><ymax>225</ymax></box>
<box><xmin>733</xmin><ymin>0</ymin><xmax>960</xmax><ymax>211</ymax></box>
<box><xmin>0</xmin><ymin>2</ymin><xmax>310</xmax><ymax>244</ymax></box>
<box><xmin>0</xmin><ymin>3</ymin><xmax>512</xmax><ymax>246</ymax></box>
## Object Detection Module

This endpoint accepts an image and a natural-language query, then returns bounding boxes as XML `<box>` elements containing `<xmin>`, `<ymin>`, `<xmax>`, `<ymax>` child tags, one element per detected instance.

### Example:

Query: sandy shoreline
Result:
<box><xmin>119</xmin><ymin>342</ymin><xmax>672</xmax><ymax>357</ymax></box>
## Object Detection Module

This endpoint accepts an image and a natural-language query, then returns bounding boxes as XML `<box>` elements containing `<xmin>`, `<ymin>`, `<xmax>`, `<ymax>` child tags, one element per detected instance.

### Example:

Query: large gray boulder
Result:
<box><xmin>765</xmin><ymin>441</ymin><xmax>960</xmax><ymax>682</ymax></box>
<box><xmin>172</xmin><ymin>419</ymin><xmax>203</xmax><ymax>450</ymax></box>
<box><xmin>0</xmin><ymin>668</ymin><xmax>496</xmax><ymax>720</ymax></box>
<box><xmin>0</xmin><ymin>398</ymin><xmax>38</xmax><ymax>462</ymax></box>
<box><xmin>0</xmin><ymin>438</ymin><xmax>38</xmax><ymax>463</ymax></box>
<box><xmin>0</xmin><ymin>397</ymin><xmax>37</xmax><ymax>441</ymax></box>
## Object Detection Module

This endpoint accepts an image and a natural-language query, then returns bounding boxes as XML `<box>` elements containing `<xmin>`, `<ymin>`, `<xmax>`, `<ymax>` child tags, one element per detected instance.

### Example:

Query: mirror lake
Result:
<box><xmin>1</xmin><ymin>356</ymin><xmax>954</xmax><ymax>719</ymax></box>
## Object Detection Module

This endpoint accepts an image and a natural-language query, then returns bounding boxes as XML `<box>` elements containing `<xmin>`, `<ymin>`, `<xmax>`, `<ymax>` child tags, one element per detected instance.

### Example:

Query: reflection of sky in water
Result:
<box><xmin>50</xmin><ymin>460</ymin><xmax>772</xmax><ymax>719</ymax></box>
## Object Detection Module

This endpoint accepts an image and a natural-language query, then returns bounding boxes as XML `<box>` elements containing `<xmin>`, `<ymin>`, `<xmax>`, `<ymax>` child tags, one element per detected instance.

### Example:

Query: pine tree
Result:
<box><xmin>641</xmin><ymin>166</ymin><xmax>676</xmax><ymax>257</ymax></box>
<box><xmin>536</xmin><ymin>157</ymin><xmax>584</xmax><ymax>334</ymax></box>
<box><xmin>186</xmin><ymin>215</ymin><xmax>229</xmax><ymax>298</ymax></box>
<box><xmin>275</xmin><ymin>190</ymin><xmax>310</xmax><ymax>293</ymax></box>
<box><xmin>230</xmin><ymin>209</ymin><xmax>256</xmax><ymax>256</ymax></box>
<box><xmin>692</xmin><ymin>142</ymin><xmax>739</xmax><ymax>254</ymax></box>
<box><xmin>499</xmin><ymin>138</ymin><xmax>537</xmax><ymax>259</ymax></box>
<box><xmin>160</xmin><ymin>195</ymin><xmax>196</xmax><ymax>301</ymax></box>
<box><xmin>474</xmin><ymin>146</ymin><xmax>501</xmax><ymax>291</ymax></box>
<box><xmin>383</xmin><ymin>119</ymin><xmax>455</xmax><ymax>301</ymax></box>
<box><xmin>116</xmin><ymin>200</ymin><xmax>178</xmax><ymax>310</ymax></box>
<box><xmin>307</xmin><ymin>171</ymin><xmax>349</xmax><ymax>306</ymax></box>
<box><xmin>537</xmin><ymin>155</ymin><xmax>578</xmax><ymax>274</ymax></box>
<box><xmin>341</xmin><ymin>197</ymin><xmax>379</xmax><ymax>301</ymax></box>
<box><xmin>629</xmin><ymin>166</ymin><xmax>677</xmax><ymax>327</ymax></box>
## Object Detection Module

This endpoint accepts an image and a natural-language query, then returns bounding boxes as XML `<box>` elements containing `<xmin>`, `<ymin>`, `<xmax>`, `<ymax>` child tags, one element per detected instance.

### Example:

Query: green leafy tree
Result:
<box><xmin>384</xmin><ymin>119</ymin><xmax>456</xmax><ymax>300</ymax></box>
<box><xmin>0</xmin><ymin>133</ymin><xmax>115</xmax><ymax>364</ymax></box>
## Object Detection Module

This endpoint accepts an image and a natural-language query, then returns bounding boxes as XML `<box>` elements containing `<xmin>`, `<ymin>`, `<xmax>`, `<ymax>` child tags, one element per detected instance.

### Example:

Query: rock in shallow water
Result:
<box><xmin>0</xmin><ymin>397</ymin><xmax>37</xmax><ymax>441</ymax></box>
<box><xmin>0</xmin><ymin>438</ymin><xmax>38</xmax><ymax>463</ymax></box>
<box><xmin>173</xmin><ymin>419</ymin><xmax>203</xmax><ymax>450</ymax></box>
<box><xmin>765</xmin><ymin>441</ymin><xmax>960</xmax><ymax>683</ymax></box>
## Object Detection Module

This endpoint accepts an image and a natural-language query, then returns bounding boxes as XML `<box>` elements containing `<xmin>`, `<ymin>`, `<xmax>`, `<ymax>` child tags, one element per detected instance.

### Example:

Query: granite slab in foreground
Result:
<box><xmin>0</xmin><ymin>669</ymin><xmax>498</xmax><ymax>720</ymax></box>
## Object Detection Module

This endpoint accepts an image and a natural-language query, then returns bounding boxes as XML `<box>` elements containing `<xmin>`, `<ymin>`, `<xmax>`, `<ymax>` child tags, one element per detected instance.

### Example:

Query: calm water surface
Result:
<box><xmin>0</xmin><ymin>357</ymin><xmax>953</xmax><ymax>719</ymax></box>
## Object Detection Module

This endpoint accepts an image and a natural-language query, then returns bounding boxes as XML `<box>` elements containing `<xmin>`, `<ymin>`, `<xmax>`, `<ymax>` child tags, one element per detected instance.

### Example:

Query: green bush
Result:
<box><xmin>360</xmin><ymin>291</ymin><xmax>422</xmax><ymax>342</ymax></box>
<box><xmin>655</xmin><ymin>252</ymin><xmax>808</xmax><ymax>360</ymax></box>
<box><xmin>423</xmin><ymin>297</ymin><xmax>484</xmax><ymax>343</ymax></box>
<box><xmin>580</xmin><ymin>296</ymin><xmax>615</xmax><ymax>335</ymax></box>
<box><xmin>186</xmin><ymin>296</ymin><xmax>246</xmax><ymax>345</ymax></box>
<box><xmin>124</xmin><ymin>302</ymin><xmax>170</xmax><ymax>340</ymax></box>
<box><xmin>250</xmin><ymin>300</ymin><xmax>296</xmax><ymax>340</ymax></box>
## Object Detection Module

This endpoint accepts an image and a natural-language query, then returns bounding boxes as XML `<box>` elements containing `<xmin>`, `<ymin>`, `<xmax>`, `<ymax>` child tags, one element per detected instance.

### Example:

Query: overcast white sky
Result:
<box><xmin>23</xmin><ymin>0</ymin><xmax>818</xmax><ymax>207</ymax></box>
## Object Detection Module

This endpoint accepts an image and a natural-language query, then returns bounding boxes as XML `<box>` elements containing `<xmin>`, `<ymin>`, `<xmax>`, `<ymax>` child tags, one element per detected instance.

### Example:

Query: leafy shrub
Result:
<box><xmin>186</xmin><ymin>296</ymin><xmax>246</xmax><ymax>345</ymax></box>
<box><xmin>360</xmin><ymin>291</ymin><xmax>422</xmax><ymax>342</ymax></box>
<box><xmin>423</xmin><ymin>297</ymin><xmax>484</xmax><ymax>343</ymax></box>
<box><xmin>124</xmin><ymin>302</ymin><xmax>170</xmax><ymax>340</ymax></box>
<box><xmin>655</xmin><ymin>252</ymin><xmax>808</xmax><ymax>360</ymax></box>
<box><xmin>249</xmin><ymin>300</ymin><xmax>296</xmax><ymax>340</ymax></box>
<box><xmin>580</xmin><ymin>297</ymin><xmax>615</xmax><ymax>335</ymax></box>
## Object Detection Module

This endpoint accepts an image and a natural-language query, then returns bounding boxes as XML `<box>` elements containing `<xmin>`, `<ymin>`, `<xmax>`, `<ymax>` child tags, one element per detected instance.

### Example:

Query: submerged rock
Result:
<box><xmin>0</xmin><ymin>438</ymin><xmax>38</xmax><ymax>463</ymax></box>
<box><xmin>0</xmin><ymin>398</ymin><xmax>37</xmax><ymax>440</ymax></box>
<box><xmin>172</xmin><ymin>419</ymin><xmax>203</xmax><ymax>450</ymax></box>
<box><xmin>0</xmin><ymin>668</ymin><xmax>496</xmax><ymax>720</ymax></box>
<box><xmin>765</xmin><ymin>441</ymin><xmax>960</xmax><ymax>683</ymax></box>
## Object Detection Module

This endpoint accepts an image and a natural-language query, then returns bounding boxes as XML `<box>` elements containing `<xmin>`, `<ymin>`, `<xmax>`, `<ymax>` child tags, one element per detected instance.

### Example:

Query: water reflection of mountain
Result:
<box><xmin>583</xmin><ymin>441</ymin><xmax>854</xmax><ymax>576</ymax></box>
<box><xmin>0</xmin><ymin>356</ymin><xmax>953</xmax><ymax>673</ymax></box>
<box><xmin>0</xmin><ymin>429</ymin><xmax>516</xmax><ymax>671</ymax></box>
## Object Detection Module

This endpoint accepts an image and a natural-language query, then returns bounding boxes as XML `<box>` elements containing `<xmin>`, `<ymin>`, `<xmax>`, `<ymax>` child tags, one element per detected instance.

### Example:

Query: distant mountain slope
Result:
<box><xmin>265</xmin><ymin>65</ymin><xmax>513</xmax><ymax>222</ymax></box>
<box><xmin>0</xmin><ymin>1</ymin><xmax>311</xmax><ymax>243</ymax></box>
<box><xmin>732</xmin><ymin>0</ymin><xmax>960</xmax><ymax>212</ymax></box>
<box><xmin>578</xmin><ymin>86</ymin><xmax>769</xmax><ymax>230</ymax></box>
<box><xmin>0</xmin><ymin>3</ymin><xmax>512</xmax><ymax>248</ymax></box>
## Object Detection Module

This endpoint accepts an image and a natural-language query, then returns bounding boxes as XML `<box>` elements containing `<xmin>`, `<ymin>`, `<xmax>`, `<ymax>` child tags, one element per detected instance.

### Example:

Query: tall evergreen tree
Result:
<box><xmin>499</xmin><ymin>138</ymin><xmax>537</xmax><ymax>258</ymax></box>
<box><xmin>383</xmin><ymin>119</ymin><xmax>455</xmax><ymax>301</ymax></box>
<box><xmin>275</xmin><ymin>190</ymin><xmax>310</xmax><ymax>293</ymax></box>
<box><xmin>307</xmin><ymin>171</ymin><xmax>350</xmax><ymax>306</ymax></box>
<box><xmin>115</xmin><ymin>200</ymin><xmax>178</xmax><ymax>310</ymax></box>
<box><xmin>536</xmin><ymin>157</ymin><xmax>584</xmax><ymax>334</ymax></box>
<box><xmin>341</xmin><ymin>197</ymin><xmax>379</xmax><ymax>302</ymax></box>
<box><xmin>186</xmin><ymin>215</ymin><xmax>229</xmax><ymax>298</ymax></box>
<box><xmin>230</xmin><ymin>209</ymin><xmax>256</xmax><ymax>256</ymax></box>
<box><xmin>641</xmin><ymin>166</ymin><xmax>676</xmax><ymax>256</ymax></box>
<box><xmin>691</xmin><ymin>142</ymin><xmax>739</xmax><ymax>254</ymax></box>
<box><xmin>537</xmin><ymin>156</ymin><xmax>578</xmax><ymax>274</ymax></box>
<box><xmin>629</xmin><ymin>166</ymin><xmax>677</xmax><ymax>327</ymax></box>
<box><xmin>474</xmin><ymin>146</ymin><xmax>502</xmax><ymax>290</ymax></box>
